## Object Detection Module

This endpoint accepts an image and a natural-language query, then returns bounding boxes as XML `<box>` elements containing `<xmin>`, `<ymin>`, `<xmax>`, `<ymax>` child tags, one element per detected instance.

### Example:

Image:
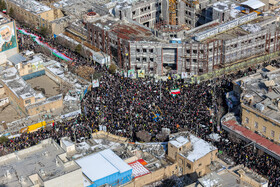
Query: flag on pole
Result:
<box><xmin>92</xmin><ymin>80</ymin><xmax>99</xmax><ymax>88</ymax></box>
<box><xmin>171</xmin><ymin>88</ymin><xmax>180</xmax><ymax>95</ymax></box>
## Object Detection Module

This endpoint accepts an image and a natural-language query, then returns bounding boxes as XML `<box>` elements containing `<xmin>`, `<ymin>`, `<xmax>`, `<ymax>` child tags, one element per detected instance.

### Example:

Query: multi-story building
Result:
<box><xmin>87</xmin><ymin>12</ymin><xmax>280</xmax><ymax>76</ymax></box>
<box><xmin>167</xmin><ymin>132</ymin><xmax>217</xmax><ymax>177</ymax></box>
<box><xmin>6</xmin><ymin>0</ymin><xmax>69</xmax><ymax>34</ymax></box>
<box><xmin>114</xmin><ymin>0</ymin><xmax>162</xmax><ymax>28</ymax></box>
<box><xmin>233</xmin><ymin>66</ymin><xmax>280</xmax><ymax>144</ymax></box>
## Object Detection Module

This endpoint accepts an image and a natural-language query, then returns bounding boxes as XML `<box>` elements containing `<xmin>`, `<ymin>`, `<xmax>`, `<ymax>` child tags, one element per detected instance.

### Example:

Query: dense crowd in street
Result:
<box><xmin>1</xmin><ymin>26</ymin><xmax>279</xmax><ymax>186</ymax></box>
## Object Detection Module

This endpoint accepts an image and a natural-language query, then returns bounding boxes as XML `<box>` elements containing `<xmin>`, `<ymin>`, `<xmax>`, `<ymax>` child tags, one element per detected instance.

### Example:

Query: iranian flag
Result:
<box><xmin>2</xmin><ymin>10</ymin><xmax>6</xmax><ymax>13</ymax></box>
<box><xmin>171</xmin><ymin>88</ymin><xmax>180</xmax><ymax>95</ymax></box>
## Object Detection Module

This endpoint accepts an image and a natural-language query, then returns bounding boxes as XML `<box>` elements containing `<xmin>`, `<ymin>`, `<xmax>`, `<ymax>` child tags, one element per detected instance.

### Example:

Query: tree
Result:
<box><xmin>0</xmin><ymin>136</ymin><xmax>9</xmax><ymax>144</ymax></box>
<box><xmin>75</xmin><ymin>44</ymin><xmax>82</xmax><ymax>54</ymax></box>
<box><xmin>39</xmin><ymin>27</ymin><xmax>49</xmax><ymax>37</ymax></box>
<box><xmin>108</xmin><ymin>64</ymin><xmax>117</xmax><ymax>74</ymax></box>
<box><xmin>0</xmin><ymin>0</ymin><xmax>6</xmax><ymax>11</ymax></box>
<box><xmin>9</xmin><ymin>7</ymin><xmax>14</xmax><ymax>18</ymax></box>
<box><xmin>75</xmin><ymin>66</ymin><xmax>95</xmax><ymax>81</ymax></box>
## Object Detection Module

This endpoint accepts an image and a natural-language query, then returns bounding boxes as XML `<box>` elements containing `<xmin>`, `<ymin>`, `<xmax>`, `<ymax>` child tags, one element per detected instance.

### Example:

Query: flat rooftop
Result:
<box><xmin>76</xmin><ymin>149</ymin><xmax>132</xmax><ymax>182</ymax></box>
<box><xmin>0</xmin><ymin>67</ymin><xmax>42</xmax><ymax>101</ymax></box>
<box><xmin>0</xmin><ymin>139</ymin><xmax>80</xmax><ymax>186</ymax></box>
<box><xmin>9</xmin><ymin>0</ymin><xmax>52</xmax><ymax>14</ymax></box>
<box><xmin>93</xmin><ymin>17</ymin><xmax>159</xmax><ymax>41</ymax></box>
<box><xmin>0</xmin><ymin>13</ymin><xmax>12</xmax><ymax>25</ymax></box>
<box><xmin>235</xmin><ymin>66</ymin><xmax>280</xmax><ymax>123</ymax></box>
<box><xmin>170</xmin><ymin>132</ymin><xmax>217</xmax><ymax>162</ymax></box>
<box><xmin>26</xmin><ymin>75</ymin><xmax>60</xmax><ymax>98</ymax></box>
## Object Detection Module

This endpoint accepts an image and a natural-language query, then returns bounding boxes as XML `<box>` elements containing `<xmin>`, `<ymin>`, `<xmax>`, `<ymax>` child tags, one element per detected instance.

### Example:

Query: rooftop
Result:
<box><xmin>76</xmin><ymin>149</ymin><xmax>132</xmax><ymax>182</ymax></box>
<box><xmin>9</xmin><ymin>0</ymin><xmax>52</xmax><ymax>14</ymax></box>
<box><xmin>170</xmin><ymin>132</ymin><xmax>217</xmax><ymax>162</ymax></box>
<box><xmin>0</xmin><ymin>13</ymin><xmax>12</xmax><ymax>25</ymax></box>
<box><xmin>93</xmin><ymin>16</ymin><xmax>159</xmax><ymax>41</ymax></box>
<box><xmin>235</xmin><ymin>66</ymin><xmax>280</xmax><ymax>123</ymax></box>
<box><xmin>0</xmin><ymin>139</ymin><xmax>81</xmax><ymax>187</ymax></box>
<box><xmin>0</xmin><ymin>67</ymin><xmax>41</xmax><ymax>101</ymax></box>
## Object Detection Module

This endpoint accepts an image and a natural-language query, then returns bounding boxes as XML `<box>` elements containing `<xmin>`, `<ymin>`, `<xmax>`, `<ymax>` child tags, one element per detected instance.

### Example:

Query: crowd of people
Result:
<box><xmin>1</xmin><ymin>26</ymin><xmax>279</xmax><ymax>186</ymax></box>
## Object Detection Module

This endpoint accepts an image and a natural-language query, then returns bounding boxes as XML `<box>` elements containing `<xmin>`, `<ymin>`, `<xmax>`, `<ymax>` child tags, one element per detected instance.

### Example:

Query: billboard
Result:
<box><xmin>0</xmin><ymin>21</ymin><xmax>18</xmax><ymax>54</ymax></box>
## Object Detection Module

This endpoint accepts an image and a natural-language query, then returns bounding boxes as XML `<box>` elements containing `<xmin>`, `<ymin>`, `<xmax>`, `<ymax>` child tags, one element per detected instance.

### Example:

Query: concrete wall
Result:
<box><xmin>44</xmin><ymin>168</ymin><xmax>83</xmax><ymax>187</ymax></box>
<box><xmin>26</xmin><ymin>95</ymin><xmax>63</xmax><ymax>116</ymax></box>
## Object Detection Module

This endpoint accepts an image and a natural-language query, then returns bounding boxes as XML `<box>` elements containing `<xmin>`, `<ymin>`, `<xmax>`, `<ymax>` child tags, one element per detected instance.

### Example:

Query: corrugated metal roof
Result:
<box><xmin>241</xmin><ymin>0</ymin><xmax>265</xmax><ymax>9</ymax></box>
<box><xmin>8</xmin><ymin>54</ymin><xmax>26</xmax><ymax>65</ymax></box>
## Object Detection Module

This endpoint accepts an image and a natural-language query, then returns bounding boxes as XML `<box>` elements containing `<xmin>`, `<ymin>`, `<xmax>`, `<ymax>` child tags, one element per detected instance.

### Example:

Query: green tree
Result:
<box><xmin>0</xmin><ymin>0</ymin><xmax>6</xmax><ymax>11</ymax></box>
<box><xmin>0</xmin><ymin>136</ymin><xmax>9</xmax><ymax>144</ymax></box>
<box><xmin>75</xmin><ymin>44</ymin><xmax>82</xmax><ymax>54</ymax></box>
<box><xmin>108</xmin><ymin>64</ymin><xmax>117</xmax><ymax>74</ymax></box>
<box><xmin>39</xmin><ymin>27</ymin><xmax>49</xmax><ymax>37</ymax></box>
<box><xmin>9</xmin><ymin>7</ymin><xmax>14</xmax><ymax>18</ymax></box>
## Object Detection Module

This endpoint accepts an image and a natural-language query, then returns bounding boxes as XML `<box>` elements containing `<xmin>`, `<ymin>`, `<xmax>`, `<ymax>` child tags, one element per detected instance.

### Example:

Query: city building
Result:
<box><xmin>167</xmin><ymin>132</ymin><xmax>218</xmax><ymax>177</ymax></box>
<box><xmin>0</xmin><ymin>12</ymin><xmax>18</xmax><ymax>58</ymax></box>
<box><xmin>0</xmin><ymin>138</ymin><xmax>83</xmax><ymax>187</ymax></box>
<box><xmin>5</xmin><ymin>0</ymin><xmax>69</xmax><ymax>34</ymax></box>
<box><xmin>198</xmin><ymin>165</ymin><xmax>268</xmax><ymax>187</ymax></box>
<box><xmin>86</xmin><ymin>11</ymin><xmax>280</xmax><ymax>76</ymax></box>
<box><xmin>76</xmin><ymin>149</ymin><xmax>133</xmax><ymax>187</ymax></box>
<box><xmin>233</xmin><ymin>66</ymin><xmax>280</xmax><ymax>144</ymax></box>
<box><xmin>0</xmin><ymin>51</ymin><xmax>90</xmax><ymax>134</ymax></box>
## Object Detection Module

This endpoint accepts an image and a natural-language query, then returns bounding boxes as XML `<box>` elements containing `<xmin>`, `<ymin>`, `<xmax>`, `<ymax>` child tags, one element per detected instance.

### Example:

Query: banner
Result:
<box><xmin>172</xmin><ymin>74</ymin><xmax>180</xmax><ymax>80</ymax></box>
<box><xmin>0</xmin><ymin>21</ymin><xmax>17</xmax><ymax>53</ymax></box>
<box><xmin>138</xmin><ymin>70</ymin><xmax>145</xmax><ymax>78</ymax></box>
<box><xmin>92</xmin><ymin>79</ymin><xmax>99</xmax><ymax>88</ymax></box>
<box><xmin>128</xmin><ymin>69</ymin><xmax>136</xmax><ymax>78</ymax></box>
<box><xmin>181</xmin><ymin>72</ymin><xmax>188</xmax><ymax>79</ymax></box>
<box><xmin>17</xmin><ymin>27</ymin><xmax>72</xmax><ymax>62</ymax></box>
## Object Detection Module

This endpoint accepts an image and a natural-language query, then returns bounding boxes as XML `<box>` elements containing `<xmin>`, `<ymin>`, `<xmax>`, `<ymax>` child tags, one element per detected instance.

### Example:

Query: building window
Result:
<box><xmin>150</xmin><ymin>58</ymin><xmax>154</xmax><ymax>62</ymax></box>
<box><xmin>25</xmin><ymin>99</ymin><xmax>31</xmax><ymax>104</ymax></box>
<box><xmin>245</xmin><ymin>117</ymin><xmax>249</xmax><ymax>124</ymax></box>
<box><xmin>254</xmin><ymin>122</ymin><xmax>258</xmax><ymax>129</ymax></box>
<box><xmin>150</xmin><ymin>49</ymin><xmax>153</xmax><ymax>53</ymax></box>
<box><xmin>271</xmin><ymin>130</ymin><xmax>275</xmax><ymax>138</ymax></box>
<box><xmin>136</xmin><ymin>49</ymin><xmax>140</xmax><ymax>52</ymax></box>
<box><xmin>187</xmin><ymin>163</ymin><xmax>191</xmax><ymax>169</ymax></box>
<box><xmin>143</xmin><ymin>57</ymin><xmax>147</xmax><ymax>62</ymax></box>
<box><xmin>143</xmin><ymin>49</ymin><xmax>147</xmax><ymax>52</ymax></box>
<box><xmin>136</xmin><ymin>58</ymin><xmax>140</xmax><ymax>62</ymax></box>
<box><xmin>132</xmin><ymin>11</ymin><xmax>136</xmax><ymax>16</ymax></box>
<box><xmin>262</xmin><ymin>126</ymin><xmax>266</xmax><ymax>133</ymax></box>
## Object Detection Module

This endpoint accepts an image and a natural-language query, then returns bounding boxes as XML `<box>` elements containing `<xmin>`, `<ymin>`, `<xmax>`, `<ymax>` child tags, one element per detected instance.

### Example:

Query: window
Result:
<box><xmin>150</xmin><ymin>58</ymin><xmax>154</xmax><ymax>62</ymax></box>
<box><xmin>187</xmin><ymin>163</ymin><xmax>191</xmax><ymax>169</ymax></box>
<box><xmin>263</xmin><ymin>126</ymin><xmax>266</xmax><ymax>133</ymax></box>
<box><xmin>143</xmin><ymin>57</ymin><xmax>147</xmax><ymax>62</ymax></box>
<box><xmin>271</xmin><ymin>130</ymin><xmax>275</xmax><ymax>138</ymax></box>
<box><xmin>136</xmin><ymin>57</ymin><xmax>140</xmax><ymax>62</ymax></box>
<box><xmin>245</xmin><ymin>117</ymin><xmax>249</xmax><ymax>124</ymax></box>
<box><xmin>25</xmin><ymin>99</ymin><xmax>31</xmax><ymax>104</ymax></box>
<box><xmin>150</xmin><ymin>49</ymin><xmax>153</xmax><ymax>53</ymax></box>
<box><xmin>143</xmin><ymin>49</ymin><xmax>147</xmax><ymax>52</ymax></box>
<box><xmin>136</xmin><ymin>49</ymin><xmax>140</xmax><ymax>52</ymax></box>
<box><xmin>198</xmin><ymin>163</ymin><xmax>202</xmax><ymax>167</ymax></box>
<box><xmin>132</xmin><ymin>11</ymin><xmax>136</xmax><ymax>16</ymax></box>
<box><xmin>254</xmin><ymin>122</ymin><xmax>258</xmax><ymax>129</ymax></box>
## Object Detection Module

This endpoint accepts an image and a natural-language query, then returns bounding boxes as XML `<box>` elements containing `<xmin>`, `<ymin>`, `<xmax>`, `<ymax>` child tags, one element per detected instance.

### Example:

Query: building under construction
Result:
<box><xmin>87</xmin><ymin>8</ymin><xmax>280</xmax><ymax>76</ymax></box>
